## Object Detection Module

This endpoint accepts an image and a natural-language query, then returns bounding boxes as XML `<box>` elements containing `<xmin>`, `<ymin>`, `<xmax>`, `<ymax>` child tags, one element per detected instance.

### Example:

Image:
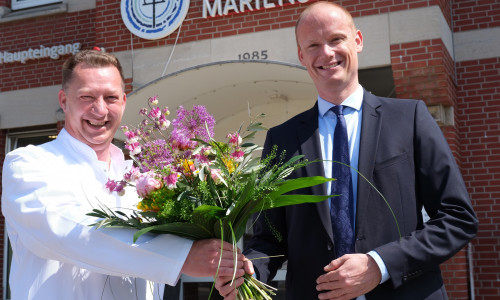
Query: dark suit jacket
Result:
<box><xmin>244</xmin><ymin>90</ymin><xmax>478</xmax><ymax>300</ymax></box>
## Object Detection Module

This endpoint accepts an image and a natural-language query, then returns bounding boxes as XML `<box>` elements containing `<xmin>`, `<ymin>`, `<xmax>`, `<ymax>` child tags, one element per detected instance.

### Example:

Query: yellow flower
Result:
<box><xmin>181</xmin><ymin>159</ymin><xmax>194</xmax><ymax>175</ymax></box>
<box><xmin>223</xmin><ymin>157</ymin><xmax>236</xmax><ymax>174</ymax></box>
<box><xmin>137</xmin><ymin>201</ymin><xmax>146</xmax><ymax>211</ymax></box>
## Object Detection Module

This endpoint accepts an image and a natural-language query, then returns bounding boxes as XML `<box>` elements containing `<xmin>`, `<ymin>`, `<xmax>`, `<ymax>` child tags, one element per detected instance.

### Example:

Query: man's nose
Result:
<box><xmin>93</xmin><ymin>97</ymin><xmax>108</xmax><ymax>115</ymax></box>
<box><xmin>320</xmin><ymin>44</ymin><xmax>335</xmax><ymax>56</ymax></box>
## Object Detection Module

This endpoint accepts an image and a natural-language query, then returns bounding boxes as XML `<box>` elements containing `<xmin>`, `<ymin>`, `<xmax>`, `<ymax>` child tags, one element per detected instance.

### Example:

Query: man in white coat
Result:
<box><xmin>2</xmin><ymin>49</ymin><xmax>252</xmax><ymax>300</ymax></box>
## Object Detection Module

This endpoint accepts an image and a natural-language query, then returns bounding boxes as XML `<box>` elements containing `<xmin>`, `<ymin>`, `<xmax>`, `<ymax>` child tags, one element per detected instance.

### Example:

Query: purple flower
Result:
<box><xmin>136</xmin><ymin>139</ymin><xmax>173</xmax><ymax>172</ymax></box>
<box><xmin>171</xmin><ymin>105</ymin><xmax>215</xmax><ymax>143</ymax></box>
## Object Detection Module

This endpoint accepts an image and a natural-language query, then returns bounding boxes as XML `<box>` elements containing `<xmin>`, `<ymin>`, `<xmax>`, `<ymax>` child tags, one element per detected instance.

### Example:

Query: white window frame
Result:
<box><xmin>11</xmin><ymin>0</ymin><xmax>61</xmax><ymax>10</ymax></box>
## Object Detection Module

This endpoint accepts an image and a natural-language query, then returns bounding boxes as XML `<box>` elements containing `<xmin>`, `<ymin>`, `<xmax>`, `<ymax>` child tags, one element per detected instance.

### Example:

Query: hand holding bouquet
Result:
<box><xmin>89</xmin><ymin>96</ymin><xmax>333</xmax><ymax>299</ymax></box>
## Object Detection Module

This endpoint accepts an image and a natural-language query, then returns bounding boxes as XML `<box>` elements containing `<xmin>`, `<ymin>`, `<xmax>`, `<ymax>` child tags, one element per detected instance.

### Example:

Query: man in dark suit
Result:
<box><xmin>215</xmin><ymin>2</ymin><xmax>477</xmax><ymax>300</ymax></box>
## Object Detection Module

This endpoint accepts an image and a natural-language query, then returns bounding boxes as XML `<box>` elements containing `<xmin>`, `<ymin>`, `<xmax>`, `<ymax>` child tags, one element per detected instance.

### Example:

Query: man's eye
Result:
<box><xmin>107</xmin><ymin>96</ymin><xmax>119</xmax><ymax>102</ymax></box>
<box><xmin>331</xmin><ymin>37</ymin><xmax>343</xmax><ymax>43</ymax></box>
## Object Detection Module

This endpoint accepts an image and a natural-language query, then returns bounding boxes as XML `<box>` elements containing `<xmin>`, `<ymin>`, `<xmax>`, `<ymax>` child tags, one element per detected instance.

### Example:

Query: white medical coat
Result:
<box><xmin>2</xmin><ymin>129</ymin><xmax>193</xmax><ymax>300</ymax></box>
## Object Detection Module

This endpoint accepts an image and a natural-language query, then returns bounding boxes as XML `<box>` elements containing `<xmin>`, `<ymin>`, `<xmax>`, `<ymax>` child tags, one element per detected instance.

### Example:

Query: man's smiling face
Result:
<box><xmin>58</xmin><ymin>63</ymin><xmax>126</xmax><ymax>153</ymax></box>
<box><xmin>296</xmin><ymin>4</ymin><xmax>363</xmax><ymax>103</ymax></box>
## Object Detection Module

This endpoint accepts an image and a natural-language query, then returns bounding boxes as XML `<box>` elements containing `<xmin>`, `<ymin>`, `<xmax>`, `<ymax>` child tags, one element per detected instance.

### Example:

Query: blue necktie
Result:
<box><xmin>331</xmin><ymin>105</ymin><xmax>355</xmax><ymax>258</ymax></box>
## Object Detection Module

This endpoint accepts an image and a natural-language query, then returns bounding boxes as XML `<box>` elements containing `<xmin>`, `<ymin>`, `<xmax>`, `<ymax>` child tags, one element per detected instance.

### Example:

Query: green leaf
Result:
<box><xmin>251</xmin><ymin>194</ymin><xmax>333</xmax><ymax>213</ymax></box>
<box><xmin>267</xmin><ymin>176</ymin><xmax>334</xmax><ymax>198</ymax></box>
<box><xmin>133</xmin><ymin>222</ymin><xmax>215</xmax><ymax>242</ymax></box>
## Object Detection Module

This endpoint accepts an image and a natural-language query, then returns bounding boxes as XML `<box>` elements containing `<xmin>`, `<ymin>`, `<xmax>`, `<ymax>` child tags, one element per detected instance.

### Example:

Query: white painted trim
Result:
<box><xmin>11</xmin><ymin>0</ymin><xmax>61</xmax><ymax>10</ymax></box>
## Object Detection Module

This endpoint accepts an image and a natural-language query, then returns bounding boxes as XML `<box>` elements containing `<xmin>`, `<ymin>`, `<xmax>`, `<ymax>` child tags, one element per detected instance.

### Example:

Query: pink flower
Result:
<box><xmin>149</xmin><ymin>95</ymin><xmax>158</xmax><ymax>105</ymax></box>
<box><xmin>165</xmin><ymin>172</ymin><xmax>179</xmax><ymax>189</ymax></box>
<box><xmin>135</xmin><ymin>173</ymin><xmax>162</xmax><ymax>198</ymax></box>
<box><xmin>124</xmin><ymin>167</ymin><xmax>140</xmax><ymax>182</ymax></box>
<box><xmin>158</xmin><ymin>115</ymin><xmax>170</xmax><ymax>130</ymax></box>
<box><xmin>227</xmin><ymin>132</ymin><xmax>242</xmax><ymax>146</ymax></box>
<box><xmin>231</xmin><ymin>149</ymin><xmax>245</xmax><ymax>162</ymax></box>
<box><xmin>105</xmin><ymin>179</ymin><xmax>118</xmax><ymax>193</ymax></box>
<box><xmin>148</xmin><ymin>107</ymin><xmax>161</xmax><ymax>119</ymax></box>
<box><xmin>125</xmin><ymin>141</ymin><xmax>141</xmax><ymax>155</ymax></box>
<box><xmin>105</xmin><ymin>179</ymin><xmax>126</xmax><ymax>196</ymax></box>
<box><xmin>124</xmin><ymin>130</ymin><xmax>138</xmax><ymax>142</ymax></box>
<box><xmin>210</xmin><ymin>168</ymin><xmax>222</xmax><ymax>184</ymax></box>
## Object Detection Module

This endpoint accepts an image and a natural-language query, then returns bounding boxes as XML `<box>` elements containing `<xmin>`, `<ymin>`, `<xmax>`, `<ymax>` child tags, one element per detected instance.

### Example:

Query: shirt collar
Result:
<box><xmin>318</xmin><ymin>84</ymin><xmax>364</xmax><ymax>117</ymax></box>
<box><xmin>56</xmin><ymin>128</ymin><xmax>130</xmax><ymax>172</ymax></box>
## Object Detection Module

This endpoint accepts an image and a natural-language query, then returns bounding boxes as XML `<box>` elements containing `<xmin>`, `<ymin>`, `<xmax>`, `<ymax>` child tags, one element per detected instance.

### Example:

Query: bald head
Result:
<box><xmin>295</xmin><ymin>2</ymin><xmax>356</xmax><ymax>44</ymax></box>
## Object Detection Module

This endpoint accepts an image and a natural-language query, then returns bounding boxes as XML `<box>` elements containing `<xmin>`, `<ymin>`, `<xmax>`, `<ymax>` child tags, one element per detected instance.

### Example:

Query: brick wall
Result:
<box><xmin>452</xmin><ymin>0</ymin><xmax>500</xmax><ymax>32</ymax></box>
<box><xmin>456</xmin><ymin>56</ymin><xmax>500</xmax><ymax>300</ymax></box>
<box><xmin>441</xmin><ymin>247</ymin><xmax>472</xmax><ymax>300</ymax></box>
<box><xmin>453</xmin><ymin>1</ymin><xmax>500</xmax><ymax>299</ymax></box>
<box><xmin>0</xmin><ymin>10</ymin><xmax>96</xmax><ymax>92</ymax></box>
<box><xmin>390</xmin><ymin>39</ymin><xmax>456</xmax><ymax>107</ymax></box>
<box><xmin>95</xmin><ymin>0</ymin><xmax>446</xmax><ymax>53</ymax></box>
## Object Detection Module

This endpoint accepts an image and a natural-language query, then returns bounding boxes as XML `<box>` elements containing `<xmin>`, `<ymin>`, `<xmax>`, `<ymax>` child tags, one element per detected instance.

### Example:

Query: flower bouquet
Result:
<box><xmin>88</xmin><ymin>96</ymin><xmax>333</xmax><ymax>299</ymax></box>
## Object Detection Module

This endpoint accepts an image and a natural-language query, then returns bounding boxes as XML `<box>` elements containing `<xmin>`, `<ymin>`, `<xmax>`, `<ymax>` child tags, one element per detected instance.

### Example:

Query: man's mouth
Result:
<box><xmin>87</xmin><ymin>120</ymin><xmax>107</xmax><ymax>126</ymax></box>
<box><xmin>320</xmin><ymin>61</ymin><xmax>342</xmax><ymax>69</ymax></box>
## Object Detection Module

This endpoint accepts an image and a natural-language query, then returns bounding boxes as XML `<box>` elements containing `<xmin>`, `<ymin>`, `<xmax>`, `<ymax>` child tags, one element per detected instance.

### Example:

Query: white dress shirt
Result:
<box><xmin>2</xmin><ymin>129</ymin><xmax>193</xmax><ymax>300</ymax></box>
<box><xmin>317</xmin><ymin>85</ymin><xmax>389</xmax><ymax>299</ymax></box>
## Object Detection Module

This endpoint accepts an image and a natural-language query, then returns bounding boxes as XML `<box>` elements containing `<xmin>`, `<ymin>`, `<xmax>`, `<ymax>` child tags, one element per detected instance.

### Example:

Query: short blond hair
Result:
<box><xmin>62</xmin><ymin>50</ymin><xmax>125</xmax><ymax>90</ymax></box>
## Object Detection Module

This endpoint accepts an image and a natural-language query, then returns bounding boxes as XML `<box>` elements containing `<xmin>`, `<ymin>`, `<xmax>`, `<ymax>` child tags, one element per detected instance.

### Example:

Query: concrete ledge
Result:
<box><xmin>0</xmin><ymin>3</ymin><xmax>67</xmax><ymax>23</ymax></box>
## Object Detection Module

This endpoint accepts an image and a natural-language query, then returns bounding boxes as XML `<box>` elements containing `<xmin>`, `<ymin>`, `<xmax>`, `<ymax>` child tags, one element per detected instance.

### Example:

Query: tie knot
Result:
<box><xmin>331</xmin><ymin>105</ymin><xmax>344</xmax><ymax>116</ymax></box>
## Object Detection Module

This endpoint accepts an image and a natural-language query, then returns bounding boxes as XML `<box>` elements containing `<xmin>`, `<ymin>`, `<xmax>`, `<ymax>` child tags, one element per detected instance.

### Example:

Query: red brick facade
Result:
<box><xmin>0</xmin><ymin>0</ymin><xmax>498</xmax><ymax>299</ymax></box>
<box><xmin>457</xmin><ymin>56</ymin><xmax>500</xmax><ymax>300</ymax></box>
<box><xmin>453</xmin><ymin>0</ymin><xmax>500</xmax><ymax>32</ymax></box>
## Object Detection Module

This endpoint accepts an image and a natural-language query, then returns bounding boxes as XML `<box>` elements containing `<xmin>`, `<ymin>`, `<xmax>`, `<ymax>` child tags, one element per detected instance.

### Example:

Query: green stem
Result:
<box><xmin>331</xmin><ymin>160</ymin><xmax>402</xmax><ymax>238</ymax></box>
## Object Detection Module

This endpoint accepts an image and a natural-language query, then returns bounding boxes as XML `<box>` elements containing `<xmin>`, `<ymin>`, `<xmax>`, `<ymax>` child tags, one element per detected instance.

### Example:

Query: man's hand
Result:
<box><xmin>316</xmin><ymin>254</ymin><xmax>381</xmax><ymax>300</ymax></box>
<box><xmin>181</xmin><ymin>239</ymin><xmax>247</xmax><ymax>277</ymax></box>
<box><xmin>215</xmin><ymin>258</ymin><xmax>254</xmax><ymax>300</ymax></box>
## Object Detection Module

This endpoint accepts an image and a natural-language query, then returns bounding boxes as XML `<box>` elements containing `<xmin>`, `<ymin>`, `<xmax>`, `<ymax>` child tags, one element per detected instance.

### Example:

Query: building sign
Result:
<box><xmin>0</xmin><ymin>43</ymin><xmax>81</xmax><ymax>64</ymax></box>
<box><xmin>202</xmin><ymin>0</ymin><xmax>308</xmax><ymax>18</ymax></box>
<box><xmin>121</xmin><ymin>0</ymin><xmax>190</xmax><ymax>40</ymax></box>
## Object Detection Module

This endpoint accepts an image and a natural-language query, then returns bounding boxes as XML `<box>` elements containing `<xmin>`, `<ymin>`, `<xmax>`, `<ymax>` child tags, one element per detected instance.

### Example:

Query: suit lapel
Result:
<box><xmin>297</xmin><ymin>103</ymin><xmax>333</xmax><ymax>240</ymax></box>
<box><xmin>356</xmin><ymin>91</ymin><xmax>382</xmax><ymax>237</ymax></box>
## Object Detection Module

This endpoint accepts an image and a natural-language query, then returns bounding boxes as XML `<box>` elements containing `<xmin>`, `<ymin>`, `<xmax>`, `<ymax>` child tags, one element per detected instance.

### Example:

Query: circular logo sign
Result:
<box><xmin>121</xmin><ymin>0</ymin><xmax>190</xmax><ymax>40</ymax></box>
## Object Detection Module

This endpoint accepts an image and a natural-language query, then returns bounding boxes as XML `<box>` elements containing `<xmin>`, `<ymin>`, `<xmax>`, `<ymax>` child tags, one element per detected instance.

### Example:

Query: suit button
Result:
<box><xmin>327</xmin><ymin>242</ymin><xmax>333</xmax><ymax>251</ymax></box>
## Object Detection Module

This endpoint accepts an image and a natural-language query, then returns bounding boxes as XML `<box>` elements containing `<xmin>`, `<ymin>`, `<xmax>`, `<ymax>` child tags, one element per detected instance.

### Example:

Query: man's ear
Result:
<box><xmin>58</xmin><ymin>89</ymin><xmax>67</xmax><ymax>112</ymax></box>
<box><xmin>298</xmin><ymin>47</ymin><xmax>306</xmax><ymax>66</ymax></box>
<box><xmin>355</xmin><ymin>30</ymin><xmax>363</xmax><ymax>53</ymax></box>
<box><xmin>122</xmin><ymin>93</ymin><xmax>127</xmax><ymax>114</ymax></box>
